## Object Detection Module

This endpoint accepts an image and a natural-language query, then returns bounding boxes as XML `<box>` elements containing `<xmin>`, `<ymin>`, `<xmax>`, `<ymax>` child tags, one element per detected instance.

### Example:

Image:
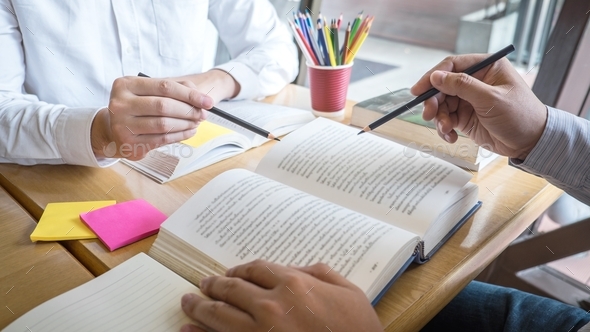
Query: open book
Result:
<box><xmin>149</xmin><ymin>117</ymin><xmax>481</xmax><ymax>304</ymax></box>
<box><xmin>124</xmin><ymin>100</ymin><xmax>315</xmax><ymax>183</ymax></box>
<box><xmin>4</xmin><ymin>119</ymin><xmax>481</xmax><ymax>331</ymax></box>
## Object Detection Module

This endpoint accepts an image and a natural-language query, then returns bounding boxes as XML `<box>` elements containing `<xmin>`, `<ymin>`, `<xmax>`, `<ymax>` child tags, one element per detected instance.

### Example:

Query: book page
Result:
<box><xmin>160</xmin><ymin>169</ymin><xmax>419</xmax><ymax>295</ymax></box>
<box><xmin>256</xmin><ymin>118</ymin><xmax>472</xmax><ymax>237</ymax></box>
<box><xmin>212</xmin><ymin>101</ymin><xmax>315</xmax><ymax>145</ymax></box>
<box><xmin>4</xmin><ymin>253</ymin><xmax>201</xmax><ymax>332</ymax></box>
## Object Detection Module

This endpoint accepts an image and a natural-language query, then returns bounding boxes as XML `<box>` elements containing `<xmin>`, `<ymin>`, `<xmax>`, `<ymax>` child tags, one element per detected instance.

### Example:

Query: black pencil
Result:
<box><xmin>357</xmin><ymin>44</ymin><xmax>515</xmax><ymax>135</ymax></box>
<box><xmin>137</xmin><ymin>72</ymin><xmax>280</xmax><ymax>141</ymax></box>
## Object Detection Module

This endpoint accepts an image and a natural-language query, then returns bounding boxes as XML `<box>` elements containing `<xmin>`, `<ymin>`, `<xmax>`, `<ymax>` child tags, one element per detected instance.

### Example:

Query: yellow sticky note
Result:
<box><xmin>181</xmin><ymin>121</ymin><xmax>234</xmax><ymax>148</ymax></box>
<box><xmin>30</xmin><ymin>201</ymin><xmax>116</xmax><ymax>242</ymax></box>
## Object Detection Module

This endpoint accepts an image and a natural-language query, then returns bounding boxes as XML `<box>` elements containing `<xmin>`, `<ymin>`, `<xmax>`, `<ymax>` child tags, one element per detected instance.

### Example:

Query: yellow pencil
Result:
<box><xmin>324</xmin><ymin>24</ymin><xmax>336</xmax><ymax>66</ymax></box>
<box><xmin>347</xmin><ymin>19</ymin><xmax>373</xmax><ymax>64</ymax></box>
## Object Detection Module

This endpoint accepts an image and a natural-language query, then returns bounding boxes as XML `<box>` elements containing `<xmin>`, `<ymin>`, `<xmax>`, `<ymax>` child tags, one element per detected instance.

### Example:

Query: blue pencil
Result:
<box><xmin>304</xmin><ymin>13</ymin><xmax>325</xmax><ymax>65</ymax></box>
<box><xmin>317</xmin><ymin>22</ymin><xmax>330</xmax><ymax>65</ymax></box>
<box><xmin>298</xmin><ymin>14</ymin><xmax>322</xmax><ymax>65</ymax></box>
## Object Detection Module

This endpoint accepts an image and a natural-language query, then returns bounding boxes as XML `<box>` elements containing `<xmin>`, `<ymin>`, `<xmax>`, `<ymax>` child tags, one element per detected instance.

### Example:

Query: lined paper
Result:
<box><xmin>4</xmin><ymin>253</ymin><xmax>200</xmax><ymax>332</ymax></box>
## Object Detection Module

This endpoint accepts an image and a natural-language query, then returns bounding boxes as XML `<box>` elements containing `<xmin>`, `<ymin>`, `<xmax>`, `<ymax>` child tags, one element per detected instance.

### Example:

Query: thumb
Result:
<box><xmin>430</xmin><ymin>70</ymin><xmax>494</xmax><ymax>106</ymax></box>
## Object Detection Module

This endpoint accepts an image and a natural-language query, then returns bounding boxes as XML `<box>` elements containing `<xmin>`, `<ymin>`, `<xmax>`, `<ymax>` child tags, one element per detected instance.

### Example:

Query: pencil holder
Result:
<box><xmin>307</xmin><ymin>62</ymin><xmax>353</xmax><ymax>118</ymax></box>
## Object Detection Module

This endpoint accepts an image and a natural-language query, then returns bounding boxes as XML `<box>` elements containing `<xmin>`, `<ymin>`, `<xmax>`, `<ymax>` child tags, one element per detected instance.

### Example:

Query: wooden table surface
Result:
<box><xmin>0</xmin><ymin>187</ymin><xmax>94</xmax><ymax>329</ymax></box>
<box><xmin>0</xmin><ymin>84</ymin><xmax>563</xmax><ymax>331</ymax></box>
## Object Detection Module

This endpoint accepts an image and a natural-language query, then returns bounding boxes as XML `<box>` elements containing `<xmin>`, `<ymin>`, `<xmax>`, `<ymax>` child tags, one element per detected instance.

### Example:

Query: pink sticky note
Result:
<box><xmin>80</xmin><ymin>199</ymin><xmax>167</xmax><ymax>251</ymax></box>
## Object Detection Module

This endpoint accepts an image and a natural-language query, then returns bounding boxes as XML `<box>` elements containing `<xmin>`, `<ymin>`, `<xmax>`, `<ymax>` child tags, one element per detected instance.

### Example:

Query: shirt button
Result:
<box><xmin>126</xmin><ymin>45</ymin><xmax>133</xmax><ymax>54</ymax></box>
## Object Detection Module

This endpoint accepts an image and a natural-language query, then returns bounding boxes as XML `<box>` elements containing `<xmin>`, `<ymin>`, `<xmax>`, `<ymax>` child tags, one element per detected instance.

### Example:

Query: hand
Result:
<box><xmin>180</xmin><ymin>260</ymin><xmax>382</xmax><ymax>332</ymax></box>
<box><xmin>91</xmin><ymin>69</ymin><xmax>239</xmax><ymax>161</ymax></box>
<box><xmin>410</xmin><ymin>54</ymin><xmax>548</xmax><ymax>160</ymax></box>
<box><xmin>173</xmin><ymin>69</ymin><xmax>241</xmax><ymax>105</ymax></box>
<box><xmin>91</xmin><ymin>76</ymin><xmax>212</xmax><ymax>160</ymax></box>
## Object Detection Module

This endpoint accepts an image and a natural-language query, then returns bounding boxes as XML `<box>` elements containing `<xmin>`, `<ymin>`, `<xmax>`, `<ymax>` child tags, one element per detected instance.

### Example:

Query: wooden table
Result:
<box><xmin>0</xmin><ymin>85</ymin><xmax>563</xmax><ymax>331</ymax></box>
<box><xmin>0</xmin><ymin>187</ymin><xmax>94</xmax><ymax>329</ymax></box>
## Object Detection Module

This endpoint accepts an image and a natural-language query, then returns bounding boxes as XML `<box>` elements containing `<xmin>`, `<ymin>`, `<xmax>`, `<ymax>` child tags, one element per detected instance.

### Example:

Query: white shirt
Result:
<box><xmin>0</xmin><ymin>0</ymin><xmax>298</xmax><ymax>167</ymax></box>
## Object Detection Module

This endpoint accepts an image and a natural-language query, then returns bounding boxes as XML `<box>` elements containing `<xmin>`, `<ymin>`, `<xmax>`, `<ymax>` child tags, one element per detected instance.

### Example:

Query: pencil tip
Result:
<box><xmin>358</xmin><ymin>126</ymin><xmax>370</xmax><ymax>135</ymax></box>
<box><xmin>274</xmin><ymin>138</ymin><xmax>281</xmax><ymax>142</ymax></box>
<box><xmin>268</xmin><ymin>133</ymin><xmax>280</xmax><ymax>141</ymax></box>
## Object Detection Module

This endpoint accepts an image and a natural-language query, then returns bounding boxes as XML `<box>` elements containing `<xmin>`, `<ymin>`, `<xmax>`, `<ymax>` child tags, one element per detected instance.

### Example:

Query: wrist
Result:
<box><xmin>90</xmin><ymin>108</ymin><xmax>113</xmax><ymax>158</ymax></box>
<box><xmin>207</xmin><ymin>69</ymin><xmax>241</xmax><ymax>99</ymax></box>
<box><xmin>515</xmin><ymin>103</ymin><xmax>548</xmax><ymax>161</ymax></box>
<box><xmin>176</xmin><ymin>70</ymin><xmax>241</xmax><ymax>102</ymax></box>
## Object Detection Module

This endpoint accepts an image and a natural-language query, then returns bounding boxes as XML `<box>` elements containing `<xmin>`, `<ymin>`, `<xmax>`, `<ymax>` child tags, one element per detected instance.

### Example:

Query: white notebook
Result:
<box><xmin>3</xmin><ymin>253</ymin><xmax>202</xmax><ymax>332</ymax></box>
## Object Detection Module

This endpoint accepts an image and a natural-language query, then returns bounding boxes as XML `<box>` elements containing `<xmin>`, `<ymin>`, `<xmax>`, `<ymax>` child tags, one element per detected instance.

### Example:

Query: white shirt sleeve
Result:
<box><xmin>208</xmin><ymin>0</ymin><xmax>299</xmax><ymax>100</ymax></box>
<box><xmin>0</xmin><ymin>0</ymin><xmax>114</xmax><ymax>167</ymax></box>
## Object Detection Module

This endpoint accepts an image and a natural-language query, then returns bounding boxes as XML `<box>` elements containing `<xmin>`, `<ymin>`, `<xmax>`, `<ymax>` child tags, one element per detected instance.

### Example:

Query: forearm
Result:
<box><xmin>0</xmin><ymin>92</ymin><xmax>115</xmax><ymax>167</ymax></box>
<box><xmin>511</xmin><ymin>106</ymin><xmax>590</xmax><ymax>204</ymax></box>
<box><xmin>209</xmin><ymin>0</ymin><xmax>299</xmax><ymax>100</ymax></box>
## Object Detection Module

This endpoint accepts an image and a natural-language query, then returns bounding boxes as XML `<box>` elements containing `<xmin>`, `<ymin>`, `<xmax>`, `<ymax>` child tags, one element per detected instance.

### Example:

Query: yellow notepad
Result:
<box><xmin>181</xmin><ymin>121</ymin><xmax>234</xmax><ymax>148</ymax></box>
<box><xmin>30</xmin><ymin>201</ymin><xmax>116</xmax><ymax>242</ymax></box>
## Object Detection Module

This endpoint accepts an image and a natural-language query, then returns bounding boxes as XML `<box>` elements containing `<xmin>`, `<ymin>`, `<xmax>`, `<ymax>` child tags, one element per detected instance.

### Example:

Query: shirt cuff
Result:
<box><xmin>54</xmin><ymin>107</ymin><xmax>118</xmax><ymax>167</ymax></box>
<box><xmin>214</xmin><ymin>61</ymin><xmax>260</xmax><ymax>100</ymax></box>
<box><xmin>511</xmin><ymin>106</ymin><xmax>590</xmax><ymax>188</ymax></box>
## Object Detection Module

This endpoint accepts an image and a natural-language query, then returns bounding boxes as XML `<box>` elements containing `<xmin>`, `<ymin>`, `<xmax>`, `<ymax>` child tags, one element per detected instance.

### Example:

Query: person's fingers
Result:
<box><xmin>410</xmin><ymin>57</ymin><xmax>456</xmax><ymax>96</ymax></box>
<box><xmin>225</xmin><ymin>260</ymin><xmax>283</xmax><ymax>289</ymax></box>
<box><xmin>121</xmin><ymin>77</ymin><xmax>214</xmax><ymax>110</ymax></box>
<box><xmin>430</xmin><ymin>70</ymin><xmax>496</xmax><ymax>108</ymax></box>
<box><xmin>410</xmin><ymin>54</ymin><xmax>492</xmax><ymax>96</ymax></box>
<box><xmin>130</xmin><ymin>117</ymin><xmax>199</xmax><ymax>135</ymax></box>
<box><xmin>291</xmin><ymin>263</ymin><xmax>352</xmax><ymax>287</ymax></box>
<box><xmin>199</xmin><ymin>276</ymin><xmax>267</xmax><ymax>312</ymax></box>
<box><xmin>176</xmin><ymin>80</ymin><xmax>198</xmax><ymax>90</ymax></box>
<box><xmin>119</xmin><ymin>96</ymin><xmax>206</xmax><ymax>121</ymax></box>
<box><xmin>180</xmin><ymin>324</ymin><xmax>207</xmax><ymax>332</ymax></box>
<box><xmin>422</xmin><ymin>96</ymin><xmax>439</xmax><ymax>121</ymax></box>
<box><xmin>434</xmin><ymin>101</ymin><xmax>459</xmax><ymax>143</ymax></box>
<box><xmin>131</xmin><ymin>128</ymin><xmax>197</xmax><ymax>147</ymax></box>
<box><xmin>181</xmin><ymin>294</ymin><xmax>254</xmax><ymax>332</ymax></box>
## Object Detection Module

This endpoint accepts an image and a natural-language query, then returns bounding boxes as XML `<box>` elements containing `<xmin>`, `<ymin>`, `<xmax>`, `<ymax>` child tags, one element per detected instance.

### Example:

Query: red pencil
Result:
<box><xmin>337</xmin><ymin>13</ymin><xmax>343</xmax><ymax>29</ymax></box>
<box><xmin>294</xmin><ymin>24</ymin><xmax>319</xmax><ymax>65</ymax></box>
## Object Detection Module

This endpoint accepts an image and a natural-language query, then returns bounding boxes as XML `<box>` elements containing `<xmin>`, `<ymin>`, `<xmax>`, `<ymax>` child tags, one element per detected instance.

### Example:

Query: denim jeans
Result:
<box><xmin>422</xmin><ymin>281</ymin><xmax>590</xmax><ymax>332</ymax></box>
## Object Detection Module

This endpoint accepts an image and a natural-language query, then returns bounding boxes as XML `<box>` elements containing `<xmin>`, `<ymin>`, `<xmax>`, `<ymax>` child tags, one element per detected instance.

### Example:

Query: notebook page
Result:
<box><xmin>256</xmin><ymin>117</ymin><xmax>472</xmax><ymax>238</ymax></box>
<box><xmin>4</xmin><ymin>253</ymin><xmax>199</xmax><ymax>332</ymax></box>
<box><xmin>160</xmin><ymin>168</ymin><xmax>419</xmax><ymax>296</ymax></box>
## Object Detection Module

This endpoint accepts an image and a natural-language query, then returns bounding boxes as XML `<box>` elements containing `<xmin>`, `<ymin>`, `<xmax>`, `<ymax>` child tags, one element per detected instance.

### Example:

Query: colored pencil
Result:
<box><xmin>350</xmin><ymin>11</ymin><xmax>364</xmax><ymax>43</ymax></box>
<box><xmin>324</xmin><ymin>23</ymin><xmax>336</xmax><ymax>66</ymax></box>
<box><xmin>341</xmin><ymin>22</ymin><xmax>351</xmax><ymax>65</ymax></box>
<box><xmin>287</xmin><ymin>11</ymin><xmax>372</xmax><ymax>67</ymax></box>
<box><xmin>289</xmin><ymin>21</ymin><xmax>317</xmax><ymax>65</ymax></box>
<box><xmin>332</xmin><ymin>21</ymin><xmax>340</xmax><ymax>65</ymax></box>
<box><xmin>317</xmin><ymin>23</ymin><xmax>330</xmax><ymax>65</ymax></box>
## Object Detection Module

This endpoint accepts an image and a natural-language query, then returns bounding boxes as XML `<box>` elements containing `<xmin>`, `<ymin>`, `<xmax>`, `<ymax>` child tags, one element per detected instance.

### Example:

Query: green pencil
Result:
<box><xmin>350</xmin><ymin>11</ymin><xmax>363</xmax><ymax>43</ymax></box>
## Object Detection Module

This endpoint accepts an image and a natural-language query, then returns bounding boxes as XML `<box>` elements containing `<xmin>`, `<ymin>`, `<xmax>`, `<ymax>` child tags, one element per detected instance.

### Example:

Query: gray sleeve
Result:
<box><xmin>510</xmin><ymin>106</ymin><xmax>590</xmax><ymax>205</ymax></box>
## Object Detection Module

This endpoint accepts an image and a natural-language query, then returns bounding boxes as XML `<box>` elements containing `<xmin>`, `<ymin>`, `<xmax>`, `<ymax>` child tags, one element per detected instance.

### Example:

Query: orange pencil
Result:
<box><xmin>341</xmin><ymin>23</ymin><xmax>351</xmax><ymax>65</ymax></box>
